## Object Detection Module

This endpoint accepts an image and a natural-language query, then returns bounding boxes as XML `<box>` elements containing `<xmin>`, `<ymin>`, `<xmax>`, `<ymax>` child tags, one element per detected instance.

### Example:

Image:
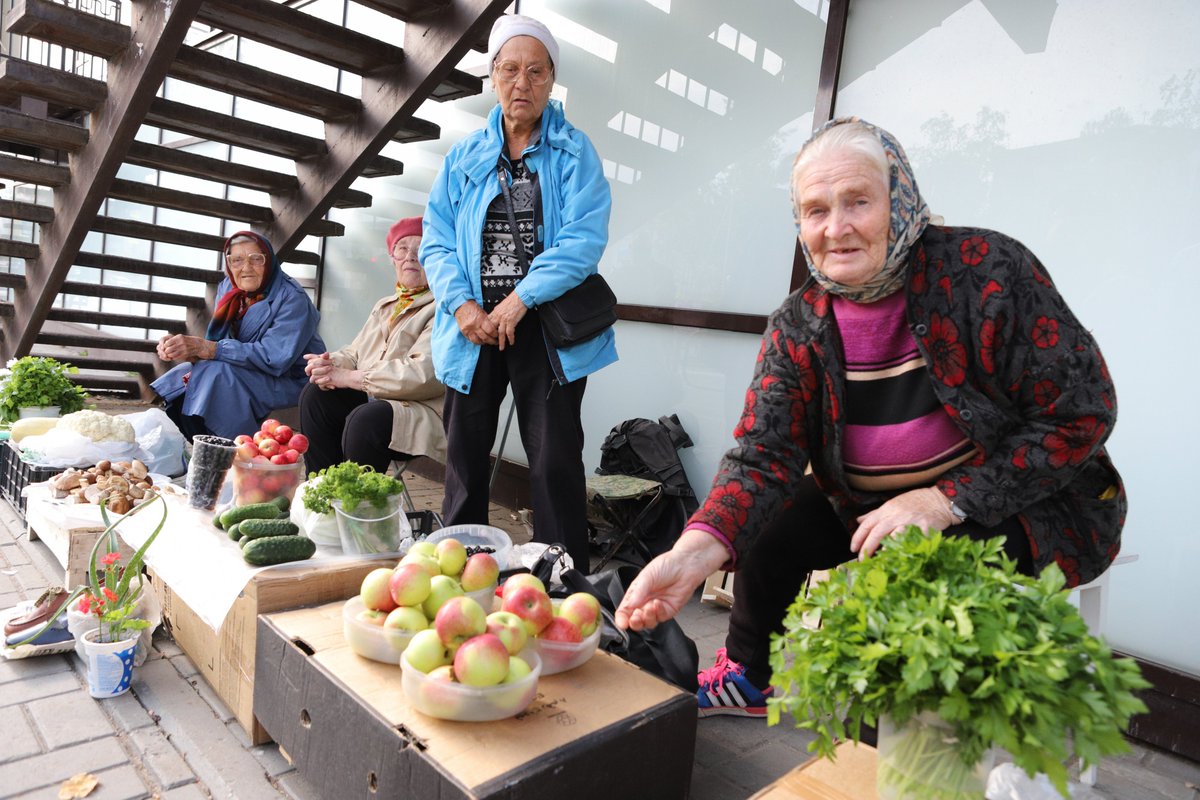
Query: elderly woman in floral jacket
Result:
<box><xmin>616</xmin><ymin>118</ymin><xmax>1125</xmax><ymax>718</ymax></box>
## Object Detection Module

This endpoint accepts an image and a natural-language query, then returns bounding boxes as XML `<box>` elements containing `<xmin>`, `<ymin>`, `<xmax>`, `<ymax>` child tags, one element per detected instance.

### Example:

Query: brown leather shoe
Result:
<box><xmin>4</xmin><ymin>587</ymin><xmax>70</xmax><ymax>636</ymax></box>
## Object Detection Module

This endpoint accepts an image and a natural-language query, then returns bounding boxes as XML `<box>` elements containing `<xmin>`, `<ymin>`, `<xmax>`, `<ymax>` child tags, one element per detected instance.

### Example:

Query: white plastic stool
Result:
<box><xmin>1070</xmin><ymin>553</ymin><xmax>1139</xmax><ymax>785</ymax></box>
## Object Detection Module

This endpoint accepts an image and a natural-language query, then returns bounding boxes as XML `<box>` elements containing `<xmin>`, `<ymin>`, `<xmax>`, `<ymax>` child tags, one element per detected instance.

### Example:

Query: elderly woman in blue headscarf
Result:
<box><xmin>153</xmin><ymin>230</ymin><xmax>325</xmax><ymax>441</ymax></box>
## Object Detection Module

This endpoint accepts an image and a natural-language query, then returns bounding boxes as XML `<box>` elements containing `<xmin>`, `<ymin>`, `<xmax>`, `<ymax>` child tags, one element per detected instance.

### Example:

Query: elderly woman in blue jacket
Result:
<box><xmin>153</xmin><ymin>230</ymin><xmax>325</xmax><ymax>441</ymax></box>
<box><xmin>421</xmin><ymin>14</ymin><xmax>615</xmax><ymax>573</ymax></box>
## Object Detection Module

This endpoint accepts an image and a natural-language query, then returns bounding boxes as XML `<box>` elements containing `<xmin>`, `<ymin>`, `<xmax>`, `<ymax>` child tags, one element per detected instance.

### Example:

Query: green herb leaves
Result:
<box><xmin>0</xmin><ymin>356</ymin><xmax>89</xmax><ymax>423</ymax></box>
<box><xmin>302</xmin><ymin>461</ymin><xmax>404</xmax><ymax>515</ymax></box>
<box><xmin>767</xmin><ymin>527</ymin><xmax>1149</xmax><ymax>795</ymax></box>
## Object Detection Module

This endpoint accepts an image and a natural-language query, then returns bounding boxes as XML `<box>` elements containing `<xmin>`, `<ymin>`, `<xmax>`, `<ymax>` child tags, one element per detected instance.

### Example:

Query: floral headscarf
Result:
<box><xmin>206</xmin><ymin>231</ymin><xmax>281</xmax><ymax>341</ymax></box>
<box><xmin>793</xmin><ymin>117</ymin><xmax>931</xmax><ymax>304</ymax></box>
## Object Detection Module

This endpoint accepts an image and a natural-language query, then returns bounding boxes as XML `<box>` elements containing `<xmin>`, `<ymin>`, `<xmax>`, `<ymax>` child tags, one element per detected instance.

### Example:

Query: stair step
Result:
<box><xmin>59</xmin><ymin>280</ymin><xmax>207</xmax><ymax>311</ymax></box>
<box><xmin>125</xmin><ymin>141</ymin><xmax>296</xmax><ymax>194</ymax></box>
<box><xmin>36</xmin><ymin>331</ymin><xmax>160</xmax><ymax>353</ymax></box>
<box><xmin>0</xmin><ymin>154</ymin><xmax>70</xmax><ymax>187</ymax></box>
<box><xmin>0</xmin><ymin>58</ymin><xmax>106</xmax><ymax>112</ymax></box>
<box><xmin>0</xmin><ymin>239</ymin><xmax>39</xmax><ymax>261</ymax></box>
<box><xmin>30</xmin><ymin>348</ymin><xmax>157</xmax><ymax>378</ymax></box>
<box><xmin>6</xmin><ymin>0</ymin><xmax>130</xmax><ymax>59</ymax></box>
<box><xmin>170</xmin><ymin>47</ymin><xmax>361</xmax><ymax>122</ymax></box>
<box><xmin>87</xmin><ymin>219</ymin><xmax>321</xmax><ymax>267</ymax></box>
<box><xmin>69</xmin><ymin>371</ymin><xmax>142</xmax><ymax>397</ymax></box>
<box><xmin>0</xmin><ymin>107</ymin><xmax>88</xmax><ymax>152</ymax></box>
<box><xmin>73</xmin><ymin>251</ymin><xmax>222</xmax><ymax>285</ymax></box>
<box><xmin>48</xmin><ymin>308</ymin><xmax>187</xmax><ymax>334</ymax></box>
<box><xmin>0</xmin><ymin>199</ymin><xmax>54</xmax><ymax>223</ymax></box>
<box><xmin>0</xmin><ymin>273</ymin><xmax>24</xmax><ymax>290</ymax></box>
<box><xmin>0</xmin><ymin>302</ymin><xmax>11</xmax><ymax>316</ymax></box>
<box><xmin>351</xmin><ymin>0</ymin><xmax>450</xmax><ymax>20</ymax></box>
<box><xmin>109</xmin><ymin>179</ymin><xmax>271</xmax><ymax>223</ymax></box>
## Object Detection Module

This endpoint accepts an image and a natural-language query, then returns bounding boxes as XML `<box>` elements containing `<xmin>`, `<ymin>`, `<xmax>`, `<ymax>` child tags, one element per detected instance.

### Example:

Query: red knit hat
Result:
<box><xmin>387</xmin><ymin>216</ymin><xmax>423</xmax><ymax>253</ymax></box>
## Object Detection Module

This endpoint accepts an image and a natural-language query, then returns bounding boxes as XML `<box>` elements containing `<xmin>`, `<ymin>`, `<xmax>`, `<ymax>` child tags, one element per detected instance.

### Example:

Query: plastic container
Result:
<box><xmin>187</xmin><ymin>435</ymin><xmax>238</xmax><ymax>510</ymax></box>
<box><xmin>342</xmin><ymin>596</ymin><xmax>415</xmax><ymax>664</ymax></box>
<box><xmin>333</xmin><ymin>495</ymin><xmax>410</xmax><ymax>555</ymax></box>
<box><xmin>229</xmin><ymin>457</ymin><xmax>306</xmax><ymax>507</ymax></box>
<box><xmin>531</xmin><ymin>599</ymin><xmax>602</xmax><ymax>675</ymax></box>
<box><xmin>425</xmin><ymin>524</ymin><xmax>513</xmax><ymax>571</ymax></box>
<box><xmin>400</xmin><ymin>648</ymin><xmax>541</xmax><ymax>721</ymax></box>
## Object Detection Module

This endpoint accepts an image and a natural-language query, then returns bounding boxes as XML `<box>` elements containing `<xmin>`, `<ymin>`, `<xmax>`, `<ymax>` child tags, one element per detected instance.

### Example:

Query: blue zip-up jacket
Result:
<box><xmin>420</xmin><ymin>100</ymin><xmax>617</xmax><ymax>393</ymax></box>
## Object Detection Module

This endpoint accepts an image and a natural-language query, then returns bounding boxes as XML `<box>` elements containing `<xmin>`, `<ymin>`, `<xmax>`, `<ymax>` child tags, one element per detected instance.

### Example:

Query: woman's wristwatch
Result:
<box><xmin>949</xmin><ymin>501</ymin><xmax>968</xmax><ymax>523</ymax></box>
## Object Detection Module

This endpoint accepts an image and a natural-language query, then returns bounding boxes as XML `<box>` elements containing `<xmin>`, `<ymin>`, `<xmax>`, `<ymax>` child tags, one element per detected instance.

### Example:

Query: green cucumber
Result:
<box><xmin>220</xmin><ymin>502</ymin><xmax>281</xmax><ymax>528</ymax></box>
<box><xmin>238</xmin><ymin>518</ymin><xmax>300</xmax><ymax>541</ymax></box>
<box><xmin>271</xmin><ymin>495</ymin><xmax>291</xmax><ymax>513</ymax></box>
<box><xmin>213</xmin><ymin>512</ymin><xmax>225</xmax><ymax>530</ymax></box>
<box><xmin>242</xmin><ymin>535</ymin><xmax>316</xmax><ymax>566</ymax></box>
<box><xmin>227</xmin><ymin>522</ymin><xmax>243</xmax><ymax>542</ymax></box>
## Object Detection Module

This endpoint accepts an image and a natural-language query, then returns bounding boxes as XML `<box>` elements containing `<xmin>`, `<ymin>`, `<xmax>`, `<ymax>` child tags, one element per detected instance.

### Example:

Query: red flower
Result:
<box><xmin>936</xmin><ymin>477</ymin><xmax>957</xmax><ymax>497</ymax></box>
<box><xmin>1042</xmin><ymin>416</ymin><xmax>1106</xmax><ymax>468</ymax></box>
<box><xmin>960</xmin><ymin>236</ymin><xmax>988</xmax><ymax>266</ymax></box>
<box><xmin>100</xmin><ymin>552</ymin><xmax>121</xmax><ymax>567</ymax></box>
<box><xmin>1031</xmin><ymin>316</ymin><xmax>1059</xmax><ymax>349</ymax></box>
<box><xmin>79</xmin><ymin>594</ymin><xmax>93</xmax><ymax>615</ymax></box>
<box><xmin>1012</xmin><ymin>444</ymin><xmax>1030</xmax><ymax>470</ymax></box>
<box><xmin>1033</xmin><ymin>379</ymin><xmax>1061</xmax><ymax>408</ymax></box>
<box><xmin>102</xmin><ymin>587</ymin><xmax>119</xmax><ymax>604</ymax></box>
<box><xmin>789</xmin><ymin>400</ymin><xmax>808</xmax><ymax>448</ymax></box>
<box><xmin>1054</xmin><ymin>554</ymin><xmax>1081</xmax><ymax>587</ymax></box>
<box><xmin>1031</xmin><ymin>262</ymin><xmax>1052</xmax><ymax>287</ymax></box>
<box><xmin>801</xmin><ymin>285</ymin><xmax>830</xmax><ymax>317</ymax></box>
<box><xmin>978</xmin><ymin>318</ymin><xmax>1001</xmax><ymax>375</ymax></box>
<box><xmin>708</xmin><ymin>481</ymin><xmax>755</xmax><ymax>530</ymax></box>
<box><xmin>980</xmin><ymin>279</ymin><xmax>1004</xmax><ymax>307</ymax></box>
<box><xmin>786</xmin><ymin>342</ymin><xmax>818</xmax><ymax>403</ymax></box>
<box><xmin>734</xmin><ymin>389</ymin><xmax>757</xmax><ymax>439</ymax></box>
<box><xmin>910</xmin><ymin>268</ymin><xmax>927</xmax><ymax>295</ymax></box>
<box><xmin>938</xmin><ymin>276</ymin><xmax>953</xmax><ymax>304</ymax></box>
<box><xmin>925</xmin><ymin>313</ymin><xmax>967</xmax><ymax>387</ymax></box>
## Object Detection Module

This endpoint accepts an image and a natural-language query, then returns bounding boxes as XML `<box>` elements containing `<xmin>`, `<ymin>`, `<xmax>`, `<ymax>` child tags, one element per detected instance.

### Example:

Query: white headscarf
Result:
<box><xmin>487</xmin><ymin>15</ymin><xmax>560</xmax><ymax>74</ymax></box>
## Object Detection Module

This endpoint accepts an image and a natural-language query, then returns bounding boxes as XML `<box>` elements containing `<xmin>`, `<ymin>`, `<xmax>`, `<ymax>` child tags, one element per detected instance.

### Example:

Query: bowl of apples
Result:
<box><xmin>230</xmin><ymin>418</ymin><xmax>310</xmax><ymax>506</ymax></box>
<box><xmin>400</xmin><ymin>595</ymin><xmax>542</xmax><ymax>721</ymax></box>
<box><xmin>498</xmin><ymin>575</ymin><xmax>603</xmax><ymax>676</ymax></box>
<box><xmin>342</xmin><ymin>593</ymin><xmax>416</xmax><ymax>664</ymax></box>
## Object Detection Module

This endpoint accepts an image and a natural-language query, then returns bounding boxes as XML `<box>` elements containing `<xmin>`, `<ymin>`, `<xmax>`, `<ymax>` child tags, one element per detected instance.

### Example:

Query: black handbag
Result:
<box><xmin>496</xmin><ymin>161</ymin><xmax>617</xmax><ymax>348</ymax></box>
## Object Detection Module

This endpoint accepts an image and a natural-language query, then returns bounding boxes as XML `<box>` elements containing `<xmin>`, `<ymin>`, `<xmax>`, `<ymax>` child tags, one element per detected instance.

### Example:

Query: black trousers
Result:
<box><xmin>163</xmin><ymin>396</ymin><xmax>210</xmax><ymax>443</ymax></box>
<box><xmin>298</xmin><ymin>383</ymin><xmax>408</xmax><ymax>475</ymax></box>
<box><xmin>727</xmin><ymin>475</ymin><xmax>1035</xmax><ymax>688</ymax></box>
<box><xmin>442</xmin><ymin>310</ymin><xmax>590</xmax><ymax>573</ymax></box>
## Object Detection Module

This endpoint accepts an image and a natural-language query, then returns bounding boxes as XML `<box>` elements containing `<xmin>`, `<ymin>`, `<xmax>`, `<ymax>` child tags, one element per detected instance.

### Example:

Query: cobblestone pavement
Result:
<box><xmin>2</xmin><ymin>474</ymin><xmax>1197</xmax><ymax>799</ymax></box>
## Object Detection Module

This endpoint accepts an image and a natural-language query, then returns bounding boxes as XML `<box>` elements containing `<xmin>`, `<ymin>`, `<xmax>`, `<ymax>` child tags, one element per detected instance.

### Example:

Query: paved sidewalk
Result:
<box><xmin>2</xmin><ymin>476</ymin><xmax>1198</xmax><ymax>799</ymax></box>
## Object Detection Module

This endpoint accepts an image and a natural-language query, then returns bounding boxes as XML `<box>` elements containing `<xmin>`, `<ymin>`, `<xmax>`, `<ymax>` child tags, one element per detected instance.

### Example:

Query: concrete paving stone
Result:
<box><xmin>0</xmin><ymin>668</ymin><xmax>80</xmax><ymax>706</ymax></box>
<box><xmin>688</xmin><ymin>761</ymin><xmax>760</xmax><ymax>800</ymax></box>
<box><xmin>129</xmin><ymin>727</ymin><xmax>197</xmax><ymax>790</ymax></box>
<box><xmin>152</xmin><ymin>635</ymin><xmax>184</xmax><ymax>659</ymax></box>
<box><xmin>192</xmin><ymin>674</ymin><xmax>235</xmax><ymax>723</ymax></box>
<box><xmin>27</xmin><ymin>691</ymin><xmax>115</xmax><ymax>748</ymax></box>
<box><xmin>102</xmin><ymin>690</ymin><xmax>157</xmax><ymax>732</ymax></box>
<box><xmin>276</xmin><ymin>768</ymin><xmax>318</xmax><ymax>800</ymax></box>
<box><xmin>168</xmin><ymin>652</ymin><xmax>199</xmax><ymax>679</ymax></box>
<box><xmin>724</xmin><ymin>739</ymin><xmax>814</xmax><ymax>793</ymax></box>
<box><xmin>161</xmin><ymin>782</ymin><xmax>208</xmax><ymax>800</ymax></box>
<box><xmin>130</xmin><ymin>658</ymin><xmax>283</xmax><ymax>799</ymax></box>
<box><xmin>0</xmin><ymin>591</ymin><xmax>23</xmax><ymax>609</ymax></box>
<box><xmin>18</xmin><ymin>764</ymin><xmax>155</xmax><ymax>800</ymax></box>
<box><xmin>1142</xmin><ymin>746</ymin><xmax>1200</xmax><ymax>786</ymax></box>
<box><xmin>0</xmin><ymin>651</ymin><xmax>71</xmax><ymax>685</ymax></box>
<box><xmin>1099</xmin><ymin>754</ymin><xmax>1200</xmax><ymax>800</ymax></box>
<box><xmin>691</xmin><ymin>727</ymin><xmax>745</xmax><ymax>771</ymax></box>
<box><xmin>247</xmin><ymin>740</ymin><xmax>296</xmax><ymax>779</ymax></box>
<box><xmin>0</xmin><ymin>573</ymin><xmax>19</xmax><ymax>596</ymax></box>
<box><xmin>224</xmin><ymin>718</ymin><xmax>252</xmax><ymax>748</ymax></box>
<box><xmin>0</xmin><ymin>736</ymin><xmax>128</xmax><ymax>797</ymax></box>
<box><xmin>0</xmin><ymin>542</ymin><xmax>31</xmax><ymax>566</ymax></box>
<box><xmin>0</xmin><ymin>704</ymin><xmax>42</xmax><ymax>764</ymax></box>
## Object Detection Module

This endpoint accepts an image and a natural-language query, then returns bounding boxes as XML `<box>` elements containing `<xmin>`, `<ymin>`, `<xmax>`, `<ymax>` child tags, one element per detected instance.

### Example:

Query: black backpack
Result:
<box><xmin>596</xmin><ymin>414</ymin><xmax>698</xmax><ymax>558</ymax></box>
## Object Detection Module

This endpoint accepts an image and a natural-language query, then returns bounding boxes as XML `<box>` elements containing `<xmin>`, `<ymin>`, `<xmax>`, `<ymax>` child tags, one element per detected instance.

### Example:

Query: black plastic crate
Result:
<box><xmin>1</xmin><ymin>440</ymin><xmax>62</xmax><ymax>518</ymax></box>
<box><xmin>406</xmin><ymin>509</ymin><xmax>437</xmax><ymax>539</ymax></box>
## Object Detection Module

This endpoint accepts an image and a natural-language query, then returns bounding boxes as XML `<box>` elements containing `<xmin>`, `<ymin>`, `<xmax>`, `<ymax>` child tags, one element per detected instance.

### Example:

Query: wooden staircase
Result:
<box><xmin>0</xmin><ymin>0</ymin><xmax>506</xmax><ymax>398</ymax></box>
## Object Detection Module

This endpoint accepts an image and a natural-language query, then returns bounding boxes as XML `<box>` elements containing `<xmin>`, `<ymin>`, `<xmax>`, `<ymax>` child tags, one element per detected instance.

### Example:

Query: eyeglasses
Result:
<box><xmin>492</xmin><ymin>60</ymin><xmax>554</xmax><ymax>87</ymax></box>
<box><xmin>226</xmin><ymin>253</ymin><xmax>267</xmax><ymax>268</ymax></box>
<box><xmin>391</xmin><ymin>245</ymin><xmax>420</xmax><ymax>260</ymax></box>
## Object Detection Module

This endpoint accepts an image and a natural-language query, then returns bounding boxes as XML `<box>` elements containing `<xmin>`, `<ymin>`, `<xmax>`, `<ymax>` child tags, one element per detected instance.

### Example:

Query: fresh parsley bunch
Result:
<box><xmin>768</xmin><ymin>527</ymin><xmax>1149</xmax><ymax>796</ymax></box>
<box><xmin>302</xmin><ymin>461</ymin><xmax>404</xmax><ymax>515</ymax></box>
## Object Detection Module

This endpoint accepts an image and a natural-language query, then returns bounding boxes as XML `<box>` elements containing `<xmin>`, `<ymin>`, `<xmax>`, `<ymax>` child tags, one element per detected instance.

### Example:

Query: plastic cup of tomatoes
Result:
<box><xmin>229</xmin><ymin>418</ymin><xmax>310</xmax><ymax>506</ymax></box>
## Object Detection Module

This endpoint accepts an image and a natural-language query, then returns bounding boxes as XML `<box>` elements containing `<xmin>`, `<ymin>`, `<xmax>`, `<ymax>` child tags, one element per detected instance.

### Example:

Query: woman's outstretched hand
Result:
<box><xmin>615</xmin><ymin>529</ymin><xmax>730</xmax><ymax>631</ymax></box>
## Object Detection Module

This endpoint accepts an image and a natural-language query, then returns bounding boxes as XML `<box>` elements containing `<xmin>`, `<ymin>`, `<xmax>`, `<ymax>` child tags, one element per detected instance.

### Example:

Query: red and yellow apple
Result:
<box><xmin>485</xmin><ymin>610</ymin><xmax>529</xmax><ymax>655</ymax></box>
<box><xmin>460</xmin><ymin>552</ymin><xmax>499</xmax><ymax>592</ymax></box>
<box><xmin>360</xmin><ymin>568</ymin><xmax>399</xmax><ymax>613</ymax></box>
<box><xmin>453</xmin><ymin>632</ymin><xmax>510</xmax><ymax>687</ymax></box>
<box><xmin>433</xmin><ymin>595</ymin><xmax>487</xmax><ymax>650</ymax></box>
<box><xmin>404</xmin><ymin>628</ymin><xmax>451</xmax><ymax>674</ymax></box>
<box><xmin>558</xmin><ymin>592</ymin><xmax>602</xmax><ymax>637</ymax></box>
<box><xmin>389</xmin><ymin>563</ymin><xmax>432</xmax><ymax>607</ymax></box>
<box><xmin>500</xmin><ymin>583</ymin><xmax>554</xmax><ymax>636</ymax></box>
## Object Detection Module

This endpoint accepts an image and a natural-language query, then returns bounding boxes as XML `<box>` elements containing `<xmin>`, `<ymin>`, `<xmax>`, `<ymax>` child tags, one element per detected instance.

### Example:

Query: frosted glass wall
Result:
<box><xmin>837</xmin><ymin>0</ymin><xmax>1200</xmax><ymax>675</ymax></box>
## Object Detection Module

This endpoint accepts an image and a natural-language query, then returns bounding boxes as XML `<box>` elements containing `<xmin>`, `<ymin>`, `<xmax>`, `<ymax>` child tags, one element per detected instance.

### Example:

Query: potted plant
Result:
<box><xmin>8</xmin><ymin>493</ymin><xmax>168</xmax><ymax>698</ymax></box>
<box><xmin>0</xmin><ymin>356</ymin><xmax>89</xmax><ymax>423</ymax></box>
<box><xmin>767</xmin><ymin>527</ymin><xmax>1149</xmax><ymax>800</ymax></box>
<box><xmin>303</xmin><ymin>461</ymin><xmax>408</xmax><ymax>554</ymax></box>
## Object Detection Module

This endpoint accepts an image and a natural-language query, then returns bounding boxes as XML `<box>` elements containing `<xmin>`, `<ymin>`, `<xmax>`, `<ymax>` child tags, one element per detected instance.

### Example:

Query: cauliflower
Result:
<box><xmin>58</xmin><ymin>410</ymin><xmax>136</xmax><ymax>443</ymax></box>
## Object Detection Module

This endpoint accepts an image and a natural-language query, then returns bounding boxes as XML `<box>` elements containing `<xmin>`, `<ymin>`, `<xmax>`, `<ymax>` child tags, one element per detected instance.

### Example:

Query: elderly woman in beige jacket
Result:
<box><xmin>299</xmin><ymin>216</ymin><xmax>445</xmax><ymax>474</ymax></box>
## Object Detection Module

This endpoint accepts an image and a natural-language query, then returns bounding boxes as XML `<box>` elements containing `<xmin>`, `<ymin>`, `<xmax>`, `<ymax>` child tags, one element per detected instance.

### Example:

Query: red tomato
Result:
<box><xmin>288</xmin><ymin>433</ymin><xmax>310</xmax><ymax>454</ymax></box>
<box><xmin>273</xmin><ymin>425</ymin><xmax>294</xmax><ymax>445</ymax></box>
<box><xmin>261</xmin><ymin>418</ymin><xmax>281</xmax><ymax>435</ymax></box>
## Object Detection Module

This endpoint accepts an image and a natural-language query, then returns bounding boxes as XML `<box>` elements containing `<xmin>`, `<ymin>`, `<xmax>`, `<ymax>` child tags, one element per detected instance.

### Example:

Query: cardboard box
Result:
<box><xmin>701</xmin><ymin>570</ymin><xmax>735</xmax><ymax>608</ymax></box>
<box><xmin>24</xmin><ymin>485</ymin><xmax>134</xmax><ymax>587</ymax></box>
<box><xmin>147</xmin><ymin>558</ymin><xmax>390</xmax><ymax>745</ymax></box>
<box><xmin>749</xmin><ymin>743</ymin><xmax>878</xmax><ymax>800</ymax></box>
<box><xmin>256</xmin><ymin>602</ymin><xmax>697</xmax><ymax>799</ymax></box>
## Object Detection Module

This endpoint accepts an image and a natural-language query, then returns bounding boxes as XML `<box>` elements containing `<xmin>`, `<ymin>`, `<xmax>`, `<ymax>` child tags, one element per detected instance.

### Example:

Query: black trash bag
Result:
<box><xmin>595</xmin><ymin>414</ymin><xmax>698</xmax><ymax>559</ymax></box>
<box><xmin>557</xmin><ymin>564</ymin><xmax>699</xmax><ymax>693</ymax></box>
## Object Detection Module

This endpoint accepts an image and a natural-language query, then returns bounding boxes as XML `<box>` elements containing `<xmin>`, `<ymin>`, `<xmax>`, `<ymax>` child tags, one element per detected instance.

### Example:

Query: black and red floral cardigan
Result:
<box><xmin>691</xmin><ymin>225</ymin><xmax>1125</xmax><ymax>587</ymax></box>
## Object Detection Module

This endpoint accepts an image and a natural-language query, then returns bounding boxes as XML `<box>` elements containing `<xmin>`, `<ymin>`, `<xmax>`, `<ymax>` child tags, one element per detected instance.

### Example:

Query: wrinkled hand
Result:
<box><xmin>850</xmin><ymin>487</ymin><xmax>959</xmax><ymax>560</ymax></box>
<box><xmin>487</xmin><ymin>293</ymin><xmax>528</xmax><ymax>350</ymax></box>
<box><xmin>157</xmin><ymin>334</ymin><xmax>215</xmax><ymax>362</ymax></box>
<box><xmin>304</xmin><ymin>353</ymin><xmax>361</xmax><ymax>391</ymax></box>
<box><xmin>455</xmin><ymin>301</ymin><xmax>499</xmax><ymax>347</ymax></box>
<box><xmin>615</xmin><ymin>529</ymin><xmax>729</xmax><ymax>631</ymax></box>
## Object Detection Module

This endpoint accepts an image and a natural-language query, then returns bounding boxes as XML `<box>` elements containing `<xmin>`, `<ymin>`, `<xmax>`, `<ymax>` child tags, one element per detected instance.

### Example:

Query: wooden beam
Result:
<box><xmin>73</xmin><ymin>251</ymin><xmax>223</xmax><ymax>285</ymax></box>
<box><xmin>0</xmin><ymin>239</ymin><xmax>39</xmax><ymax>261</ymax></box>
<box><xmin>47</xmin><ymin>308</ymin><xmax>187</xmax><ymax>334</ymax></box>
<box><xmin>264</xmin><ymin>0</ymin><xmax>509</xmax><ymax>256</ymax></box>
<box><xmin>4</xmin><ymin>0</ymin><xmax>130</xmax><ymax>59</ymax></box>
<box><xmin>87</xmin><ymin>217</ymin><xmax>322</xmax><ymax>267</ymax></box>
<box><xmin>0</xmin><ymin>58</ymin><xmax>106</xmax><ymax>112</ymax></box>
<box><xmin>615</xmin><ymin>304</ymin><xmax>768</xmax><ymax>336</ymax></box>
<box><xmin>145</xmin><ymin>98</ymin><xmax>327</xmax><ymax>160</ymax></box>
<box><xmin>1</xmin><ymin>0</ymin><xmax>206</xmax><ymax>360</ymax></box>
<box><xmin>60</xmin><ymin>280</ymin><xmax>207</xmax><ymax>310</ymax></box>
<box><xmin>0</xmin><ymin>199</ymin><xmax>53</xmax><ymax>223</ymax></box>
<box><xmin>124</xmin><ymin>141</ymin><xmax>297</xmax><ymax>194</ymax></box>
<box><xmin>169</xmin><ymin>47</ymin><xmax>362</xmax><ymax>122</ymax></box>
<box><xmin>0</xmin><ymin>154</ymin><xmax>69</xmax><ymax>187</ymax></box>
<box><xmin>0</xmin><ymin>107</ymin><xmax>88</xmax><ymax>152</ymax></box>
<box><xmin>352</xmin><ymin>0</ymin><xmax>450</xmax><ymax>22</ymax></box>
<box><xmin>109</xmin><ymin>178</ymin><xmax>274</xmax><ymax>223</ymax></box>
<box><xmin>36</xmin><ymin>331</ymin><xmax>160</xmax><ymax>353</ymax></box>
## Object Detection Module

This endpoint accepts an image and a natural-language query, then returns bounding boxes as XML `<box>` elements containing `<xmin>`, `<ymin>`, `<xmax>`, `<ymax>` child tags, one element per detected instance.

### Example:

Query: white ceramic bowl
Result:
<box><xmin>400</xmin><ymin>648</ymin><xmax>541</xmax><ymax>721</ymax></box>
<box><xmin>531</xmin><ymin>600</ymin><xmax>602</xmax><ymax>675</ymax></box>
<box><xmin>424</xmin><ymin>525</ymin><xmax>513</xmax><ymax>571</ymax></box>
<box><xmin>342</xmin><ymin>596</ymin><xmax>415</xmax><ymax>664</ymax></box>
